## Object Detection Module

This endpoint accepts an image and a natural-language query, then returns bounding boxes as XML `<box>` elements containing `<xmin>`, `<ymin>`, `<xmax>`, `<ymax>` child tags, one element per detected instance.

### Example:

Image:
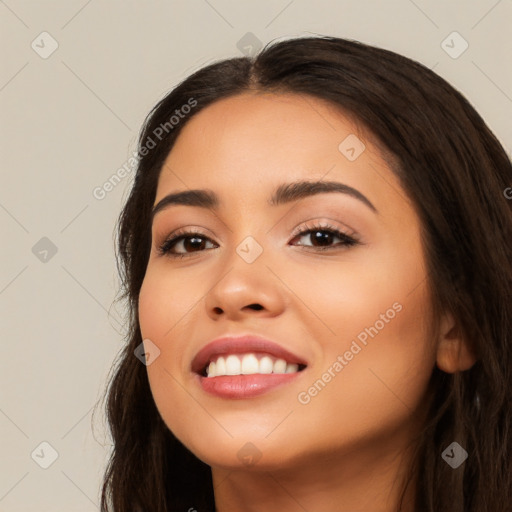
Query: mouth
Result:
<box><xmin>191</xmin><ymin>335</ymin><xmax>308</xmax><ymax>399</ymax></box>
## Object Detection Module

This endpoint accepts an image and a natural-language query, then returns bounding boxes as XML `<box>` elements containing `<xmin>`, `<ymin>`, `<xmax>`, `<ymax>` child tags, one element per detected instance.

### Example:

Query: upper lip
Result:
<box><xmin>191</xmin><ymin>335</ymin><xmax>309</xmax><ymax>375</ymax></box>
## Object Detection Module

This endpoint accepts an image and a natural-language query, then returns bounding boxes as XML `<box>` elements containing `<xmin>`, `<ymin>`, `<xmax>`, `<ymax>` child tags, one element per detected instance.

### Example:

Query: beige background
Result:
<box><xmin>1</xmin><ymin>1</ymin><xmax>511</xmax><ymax>510</ymax></box>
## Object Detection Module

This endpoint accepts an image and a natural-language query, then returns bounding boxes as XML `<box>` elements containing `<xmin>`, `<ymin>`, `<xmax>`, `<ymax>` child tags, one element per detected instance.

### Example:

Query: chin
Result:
<box><xmin>181</xmin><ymin>430</ymin><xmax>307</xmax><ymax>472</ymax></box>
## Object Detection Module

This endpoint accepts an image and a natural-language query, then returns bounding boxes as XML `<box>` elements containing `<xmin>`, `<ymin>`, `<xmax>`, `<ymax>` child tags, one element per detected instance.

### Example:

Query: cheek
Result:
<box><xmin>138</xmin><ymin>266</ymin><xmax>200</xmax><ymax>341</ymax></box>
<box><xmin>286</xmin><ymin>229</ymin><xmax>431</xmax><ymax>359</ymax></box>
<box><xmin>138</xmin><ymin>267</ymin><xmax>198</xmax><ymax>381</ymax></box>
<box><xmin>295</xmin><ymin>278</ymin><xmax>436</xmax><ymax>451</ymax></box>
<box><xmin>138</xmin><ymin>271</ymin><xmax>201</xmax><ymax>445</ymax></box>
<box><xmin>288</xmin><ymin>244</ymin><xmax>436</xmax><ymax>438</ymax></box>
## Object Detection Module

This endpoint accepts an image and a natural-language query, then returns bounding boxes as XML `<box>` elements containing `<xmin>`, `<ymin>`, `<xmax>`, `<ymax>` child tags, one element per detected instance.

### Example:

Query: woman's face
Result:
<box><xmin>138</xmin><ymin>92</ymin><xmax>438</xmax><ymax>470</ymax></box>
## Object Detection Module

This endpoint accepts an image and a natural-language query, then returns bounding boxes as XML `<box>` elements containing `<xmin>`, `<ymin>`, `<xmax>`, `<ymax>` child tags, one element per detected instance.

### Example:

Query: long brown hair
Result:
<box><xmin>97</xmin><ymin>35</ymin><xmax>512</xmax><ymax>511</ymax></box>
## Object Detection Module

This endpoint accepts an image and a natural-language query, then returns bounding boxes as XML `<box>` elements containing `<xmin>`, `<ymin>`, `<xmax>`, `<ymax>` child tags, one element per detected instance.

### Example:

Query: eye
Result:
<box><xmin>158</xmin><ymin>230</ymin><xmax>218</xmax><ymax>258</ymax></box>
<box><xmin>289</xmin><ymin>222</ymin><xmax>359</xmax><ymax>250</ymax></box>
<box><xmin>157</xmin><ymin>222</ymin><xmax>359</xmax><ymax>259</ymax></box>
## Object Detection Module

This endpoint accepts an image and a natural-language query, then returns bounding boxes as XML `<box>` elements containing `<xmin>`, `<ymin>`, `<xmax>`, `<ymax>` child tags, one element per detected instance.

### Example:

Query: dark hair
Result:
<box><xmin>97</xmin><ymin>35</ymin><xmax>512</xmax><ymax>511</ymax></box>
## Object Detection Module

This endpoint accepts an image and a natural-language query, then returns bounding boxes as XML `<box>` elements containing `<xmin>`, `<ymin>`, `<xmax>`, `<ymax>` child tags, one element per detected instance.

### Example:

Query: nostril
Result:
<box><xmin>247</xmin><ymin>304</ymin><xmax>263</xmax><ymax>310</ymax></box>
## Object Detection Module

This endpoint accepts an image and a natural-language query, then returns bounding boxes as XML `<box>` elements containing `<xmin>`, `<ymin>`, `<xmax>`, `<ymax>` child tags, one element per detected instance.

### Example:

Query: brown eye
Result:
<box><xmin>309</xmin><ymin>230</ymin><xmax>336</xmax><ymax>247</ymax></box>
<box><xmin>291</xmin><ymin>227</ymin><xmax>358</xmax><ymax>249</ymax></box>
<box><xmin>182</xmin><ymin>236</ymin><xmax>208</xmax><ymax>252</ymax></box>
<box><xmin>159</xmin><ymin>232</ymin><xmax>217</xmax><ymax>257</ymax></box>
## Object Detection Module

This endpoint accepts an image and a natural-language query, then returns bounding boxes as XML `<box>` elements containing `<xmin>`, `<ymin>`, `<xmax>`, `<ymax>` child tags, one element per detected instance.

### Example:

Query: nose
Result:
<box><xmin>204</xmin><ymin>253</ymin><xmax>286</xmax><ymax>322</ymax></box>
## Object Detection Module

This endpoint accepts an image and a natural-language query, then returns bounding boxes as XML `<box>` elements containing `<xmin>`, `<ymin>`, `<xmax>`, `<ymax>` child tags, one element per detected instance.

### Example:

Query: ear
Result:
<box><xmin>436</xmin><ymin>312</ymin><xmax>477</xmax><ymax>373</ymax></box>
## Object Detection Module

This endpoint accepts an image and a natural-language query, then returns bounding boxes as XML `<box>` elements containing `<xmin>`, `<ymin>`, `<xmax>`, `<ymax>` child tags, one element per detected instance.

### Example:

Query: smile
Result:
<box><xmin>192</xmin><ymin>335</ymin><xmax>308</xmax><ymax>398</ymax></box>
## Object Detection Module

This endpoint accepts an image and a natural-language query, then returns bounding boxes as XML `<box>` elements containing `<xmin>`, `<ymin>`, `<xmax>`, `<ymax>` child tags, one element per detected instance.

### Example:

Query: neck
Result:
<box><xmin>211</xmin><ymin>431</ymin><xmax>420</xmax><ymax>512</ymax></box>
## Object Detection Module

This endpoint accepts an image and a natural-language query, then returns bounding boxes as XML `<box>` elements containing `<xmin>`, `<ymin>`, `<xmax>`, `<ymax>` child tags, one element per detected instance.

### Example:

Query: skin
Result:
<box><xmin>138</xmin><ymin>92</ymin><xmax>476</xmax><ymax>511</ymax></box>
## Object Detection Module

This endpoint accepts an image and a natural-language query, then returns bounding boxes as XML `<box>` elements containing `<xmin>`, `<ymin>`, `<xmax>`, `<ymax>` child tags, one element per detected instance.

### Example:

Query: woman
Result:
<box><xmin>98</xmin><ymin>35</ymin><xmax>512</xmax><ymax>511</ymax></box>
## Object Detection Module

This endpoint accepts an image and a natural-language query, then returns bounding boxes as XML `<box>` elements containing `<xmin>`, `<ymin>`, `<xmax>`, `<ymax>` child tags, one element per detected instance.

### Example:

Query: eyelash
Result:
<box><xmin>157</xmin><ymin>222</ymin><xmax>360</xmax><ymax>259</ymax></box>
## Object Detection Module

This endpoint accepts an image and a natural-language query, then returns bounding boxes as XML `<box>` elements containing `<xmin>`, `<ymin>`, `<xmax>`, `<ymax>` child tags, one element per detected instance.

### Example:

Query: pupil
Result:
<box><xmin>185</xmin><ymin>237</ymin><xmax>204</xmax><ymax>251</ymax></box>
<box><xmin>313</xmin><ymin>231</ymin><xmax>331</xmax><ymax>246</ymax></box>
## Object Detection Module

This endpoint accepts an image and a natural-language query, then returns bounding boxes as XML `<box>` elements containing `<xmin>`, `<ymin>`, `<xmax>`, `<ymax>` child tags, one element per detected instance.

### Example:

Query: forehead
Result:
<box><xmin>155</xmin><ymin>92</ymin><xmax>402</xmax><ymax>210</ymax></box>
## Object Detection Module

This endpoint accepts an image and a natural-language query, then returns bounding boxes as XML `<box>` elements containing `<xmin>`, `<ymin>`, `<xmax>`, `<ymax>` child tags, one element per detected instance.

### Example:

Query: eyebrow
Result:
<box><xmin>151</xmin><ymin>180</ymin><xmax>377</xmax><ymax>220</ymax></box>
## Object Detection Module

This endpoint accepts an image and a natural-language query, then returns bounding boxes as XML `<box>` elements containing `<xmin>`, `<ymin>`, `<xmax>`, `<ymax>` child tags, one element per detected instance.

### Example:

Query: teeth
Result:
<box><xmin>273</xmin><ymin>358</ymin><xmax>287</xmax><ymax>374</ymax></box>
<box><xmin>241</xmin><ymin>354</ymin><xmax>259</xmax><ymax>374</ymax></box>
<box><xmin>259</xmin><ymin>356</ymin><xmax>273</xmax><ymax>374</ymax></box>
<box><xmin>216</xmin><ymin>356</ymin><xmax>226</xmax><ymax>375</ymax></box>
<box><xmin>208</xmin><ymin>361</ymin><xmax>216</xmax><ymax>377</ymax></box>
<box><xmin>225</xmin><ymin>355</ymin><xmax>241</xmax><ymax>375</ymax></box>
<box><xmin>205</xmin><ymin>353</ymin><xmax>302</xmax><ymax>378</ymax></box>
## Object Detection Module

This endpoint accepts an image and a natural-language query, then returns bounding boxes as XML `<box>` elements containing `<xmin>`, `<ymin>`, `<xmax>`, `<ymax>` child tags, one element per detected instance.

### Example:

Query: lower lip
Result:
<box><xmin>196</xmin><ymin>372</ymin><xmax>304</xmax><ymax>399</ymax></box>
